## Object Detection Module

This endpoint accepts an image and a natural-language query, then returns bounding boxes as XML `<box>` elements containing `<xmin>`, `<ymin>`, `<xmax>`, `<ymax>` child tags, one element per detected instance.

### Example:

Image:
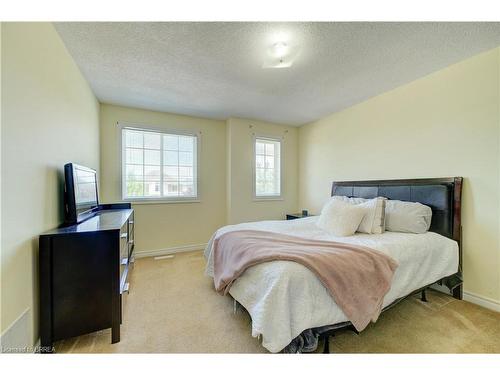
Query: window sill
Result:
<box><xmin>253</xmin><ymin>197</ymin><xmax>284</xmax><ymax>202</ymax></box>
<box><xmin>124</xmin><ymin>199</ymin><xmax>201</xmax><ymax>205</ymax></box>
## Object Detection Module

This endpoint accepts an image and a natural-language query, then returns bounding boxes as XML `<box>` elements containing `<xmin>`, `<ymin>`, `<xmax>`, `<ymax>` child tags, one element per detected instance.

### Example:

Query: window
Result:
<box><xmin>121</xmin><ymin>127</ymin><xmax>199</xmax><ymax>201</ymax></box>
<box><xmin>254</xmin><ymin>136</ymin><xmax>282</xmax><ymax>198</ymax></box>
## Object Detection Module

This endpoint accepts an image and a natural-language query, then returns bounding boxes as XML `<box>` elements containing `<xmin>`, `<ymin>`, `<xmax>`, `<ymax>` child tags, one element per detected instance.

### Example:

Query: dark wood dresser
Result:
<box><xmin>39</xmin><ymin>203</ymin><xmax>135</xmax><ymax>352</ymax></box>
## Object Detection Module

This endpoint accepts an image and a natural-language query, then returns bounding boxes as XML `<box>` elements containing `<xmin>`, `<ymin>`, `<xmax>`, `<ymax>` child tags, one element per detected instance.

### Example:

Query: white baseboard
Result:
<box><xmin>1</xmin><ymin>307</ymin><xmax>31</xmax><ymax>353</ymax></box>
<box><xmin>463</xmin><ymin>290</ymin><xmax>500</xmax><ymax>313</ymax></box>
<box><xmin>134</xmin><ymin>243</ymin><xmax>207</xmax><ymax>258</ymax></box>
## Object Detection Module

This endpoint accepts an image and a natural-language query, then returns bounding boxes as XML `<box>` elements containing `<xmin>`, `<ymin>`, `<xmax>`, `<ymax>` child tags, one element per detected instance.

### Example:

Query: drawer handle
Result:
<box><xmin>120</xmin><ymin>233</ymin><xmax>128</xmax><ymax>239</ymax></box>
<box><xmin>129</xmin><ymin>221</ymin><xmax>134</xmax><ymax>224</ymax></box>
<box><xmin>121</xmin><ymin>258</ymin><xmax>128</xmax><ymax>265</ymax></box>
<box><xmin>123</xmin><ymin>282</ymin><xmax>130</xmax><ymax>294</ymax></box>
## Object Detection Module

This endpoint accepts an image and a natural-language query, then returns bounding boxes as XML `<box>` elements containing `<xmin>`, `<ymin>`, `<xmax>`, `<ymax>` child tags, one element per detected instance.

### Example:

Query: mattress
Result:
<box><xmin>204</xmin><ymin>216</ymin><xmax>459</xmax><ymax>353</ymax></box>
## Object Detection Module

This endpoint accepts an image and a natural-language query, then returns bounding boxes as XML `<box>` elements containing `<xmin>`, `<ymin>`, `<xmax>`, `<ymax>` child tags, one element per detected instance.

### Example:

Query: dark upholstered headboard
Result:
<box><xmin>331</xmin><ymin>178</ymin><xmax>463</xmax><ymax>243</ymax></box>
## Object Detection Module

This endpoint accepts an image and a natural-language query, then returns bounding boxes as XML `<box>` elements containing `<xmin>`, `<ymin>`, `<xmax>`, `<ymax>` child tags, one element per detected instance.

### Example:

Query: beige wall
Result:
<box><xmin>299</xmin><ymin>48</ymin><xmax>500</xmax><ymax>303</ymax></box>
<box><xmin>1</xmin><ymin>23</ymin><xmax>100</xmax><ymax>344</ymax></box>
<box><xmin>100</xmin><ymin>108</ymin><xmax>299</xmax><ymax>253</ymax></box>
<box><xmin>498</xmin><ymin>47</ymin><xmax>500</xmax><ymax>302</ymax></box>
<box><xmin>498</xmin><ymin>47</ymin><xmax>500</xmax><ymax>305</ymax></box>
<box><xmin>226</xmin><ymin>118</ymin><xmax>298</xmax><ymax>224</ymax></box>
<box><xmin>99</xmin><ymin>104</ymin><xmax>227</xmax><ymax>254</ymax></box>
<box><xmin>0</xmin><ymin>22</ymin><xmax>3</xmax><ymax>334</ymax></box>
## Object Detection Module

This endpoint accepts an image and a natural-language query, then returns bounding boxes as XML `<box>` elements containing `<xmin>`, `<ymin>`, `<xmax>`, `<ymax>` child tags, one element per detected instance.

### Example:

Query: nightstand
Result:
<box><xmin>286</xmin><ymin>213</ymin><xmax>315</xmax><ymax>220</ymax></box>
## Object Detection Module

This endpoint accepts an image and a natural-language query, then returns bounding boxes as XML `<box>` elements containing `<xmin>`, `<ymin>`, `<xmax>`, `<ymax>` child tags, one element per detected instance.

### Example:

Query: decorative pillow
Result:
<box><xmin>384</xmin><ymin>200</ymin><xmax>432</xmax><ymax>233</ymax></box>
<box><xmin>332</xmin><ymin>196</ymin><xmax>386</xmax><ymax>234</ymax></box>
<box><xmin>316</xmin><ymin>199</ymin><xmax>366</xmax><ymax>236</ymax></box>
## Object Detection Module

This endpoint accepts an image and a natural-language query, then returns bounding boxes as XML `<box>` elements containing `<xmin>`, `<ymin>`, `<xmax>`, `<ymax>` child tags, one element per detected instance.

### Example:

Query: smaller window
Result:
<box><xmin>254</xmin><ymin>136</ymin><xmax>282</xmax><ymax>198</ymax></box>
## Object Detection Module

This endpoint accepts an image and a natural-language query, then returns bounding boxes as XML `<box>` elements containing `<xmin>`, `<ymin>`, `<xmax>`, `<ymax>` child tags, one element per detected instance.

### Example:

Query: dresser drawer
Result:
<box><xmin>119</xmin><ymin>219</ymin><xmax>133</xmax><ymax>300</ymax></box>
<box><xmin>128</xmin><ymin>212</ymin><xmax>134</xmax><ymax>235</ymax></box>
<box><xmin>120</xmin><ymin>242</ymin><xmax>128</xmax><ymax>262</ymax></box>
<box><xmin>119</xmin><ymin>224</ymin><xmax>128</xmax><ymax>260</ymax></box>
<box><xmin>127</xmin><ymin>214</ymin><xmax>135</xmax><ymax>257</ymax></box>
<box><xmin>120</xmin><ymin>225</ymin><xmax>128</xmax><ymax>242</ymax></box>
<box><xmin>120</xmin><ymin>264</ymin><xmax>130</xmax><ymax>295</ymax></box>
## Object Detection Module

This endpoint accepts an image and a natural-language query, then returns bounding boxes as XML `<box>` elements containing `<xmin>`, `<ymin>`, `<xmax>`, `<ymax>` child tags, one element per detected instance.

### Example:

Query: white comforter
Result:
<box><xmin>204</xmin><ymin>216</ymin><xmax>458</xmax><ymax>353</ymax></box>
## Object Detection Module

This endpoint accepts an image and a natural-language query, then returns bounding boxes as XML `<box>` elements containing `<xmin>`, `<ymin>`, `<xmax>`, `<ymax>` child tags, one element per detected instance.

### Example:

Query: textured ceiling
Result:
<box><xmin>55</xmin><ymin>22</ymin><xmax>500</xmax><ymax>126</ymax></box>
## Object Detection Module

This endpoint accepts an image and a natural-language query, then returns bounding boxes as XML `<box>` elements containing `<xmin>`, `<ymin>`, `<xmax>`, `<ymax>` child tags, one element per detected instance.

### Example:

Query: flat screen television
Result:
<box><xmin>64</xmin><ymin>163</ymin><xmax>99</xmax><ymax>224</ymax></box>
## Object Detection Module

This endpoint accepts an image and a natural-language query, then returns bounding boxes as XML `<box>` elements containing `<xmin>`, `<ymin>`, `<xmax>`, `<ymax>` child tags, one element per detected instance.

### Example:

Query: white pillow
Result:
<box><xmin>385</xmin><ymin>200</ymin><xmax>432</xmax><ymax>233</ymax></box>
<box><xmin>316</xmin><ymin>199</ymin><xmax>366</xmax><ymax>236</ymax></box>
<box><xmin>332</xmin><ymin>196</ymin><xmax>386</xmax><ymax>234</ymax></box>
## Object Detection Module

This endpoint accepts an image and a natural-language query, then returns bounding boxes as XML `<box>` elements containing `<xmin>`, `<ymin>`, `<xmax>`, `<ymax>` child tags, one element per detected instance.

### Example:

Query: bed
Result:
<box><xmin>204</xmin><ymin>177</ymin><xmax>463</xmax><ymax>353</ymax></box>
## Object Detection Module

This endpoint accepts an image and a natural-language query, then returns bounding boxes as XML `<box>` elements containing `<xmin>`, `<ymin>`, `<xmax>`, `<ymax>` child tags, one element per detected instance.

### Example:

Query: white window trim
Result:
<box><xmin>118</xmin><ymin>121</ymin><xmax>201</xmax><ymax>203</ymax></box>
<box><xmin>252</xmin><ymin>134</ymin><xmax>284</xmax><ymax>201</ymax></box>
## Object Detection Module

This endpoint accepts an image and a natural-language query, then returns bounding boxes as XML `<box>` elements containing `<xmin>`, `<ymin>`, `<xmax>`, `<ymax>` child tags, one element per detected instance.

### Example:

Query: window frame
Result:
<box><xmin>252</xmin><ymin>134</ymin><xmax>284</xmax><ymax>201</ymax></box>
<box><xmin>119</xmin><ymin>122</ymin><xmax>201</xmax><ymax>204</ymax></box>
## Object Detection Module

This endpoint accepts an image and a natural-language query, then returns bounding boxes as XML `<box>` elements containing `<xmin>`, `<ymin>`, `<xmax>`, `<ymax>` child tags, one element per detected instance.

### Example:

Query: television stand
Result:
<box><xmin>39</xmin><ymin>203</ymin><xmax>135</xmax><ymax>352</ymax></box>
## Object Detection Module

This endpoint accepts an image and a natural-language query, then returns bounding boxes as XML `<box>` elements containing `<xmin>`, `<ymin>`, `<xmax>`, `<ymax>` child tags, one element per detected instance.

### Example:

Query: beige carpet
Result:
<box><xmin>54</xmin><ymin>250</ymin><xmax>500</xmax><ymax>353</ymax></box>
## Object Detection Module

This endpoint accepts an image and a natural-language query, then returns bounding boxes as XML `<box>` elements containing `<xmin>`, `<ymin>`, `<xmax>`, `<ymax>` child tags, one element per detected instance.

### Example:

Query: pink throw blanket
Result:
<box><xmin>213</xmin><ymin>230</ymin><xmax>398</xmax><ymax>331</ymax></box>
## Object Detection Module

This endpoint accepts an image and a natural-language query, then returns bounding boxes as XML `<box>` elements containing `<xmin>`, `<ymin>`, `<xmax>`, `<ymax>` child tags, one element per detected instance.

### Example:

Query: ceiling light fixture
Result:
<box><xmin>272</xmin><ymin>42</ymin><xmax>289</xmax><ymax>60</ymax></box>
<box><xmin>262</xmin><ymin>40</ymin><xmax>300</xmax><ymax>69</ymax></box>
